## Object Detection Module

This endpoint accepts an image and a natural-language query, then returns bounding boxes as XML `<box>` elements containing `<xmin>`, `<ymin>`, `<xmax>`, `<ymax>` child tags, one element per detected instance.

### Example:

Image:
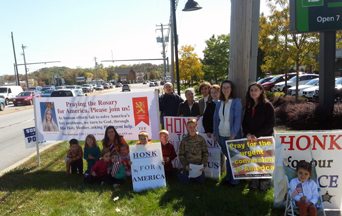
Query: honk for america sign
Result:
<box><xmin>34</xmin><ymin>90</ymin><xmax>160</xmax><ymax>141</ymax></box>
<box><xmin>274</xmin><ymin>131</ymin><xmax>342</xmax><ymax>210</ymax></box>
<box><xmin>130</xmin><ymin>143</ymin><xmax>166</xmax><ymax>192</ymax></box>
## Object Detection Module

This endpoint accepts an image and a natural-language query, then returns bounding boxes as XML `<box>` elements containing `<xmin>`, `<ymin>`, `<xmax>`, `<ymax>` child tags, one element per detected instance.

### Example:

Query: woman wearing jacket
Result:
<box><xmin>213</xmin><ymin>80</ymin><xmax>243</xmax><ymax>185</ymax></box>
<box><xmin>243</xmin><ymin>82</ymin><xmax>275</xmax><ymax>191</ymax></box>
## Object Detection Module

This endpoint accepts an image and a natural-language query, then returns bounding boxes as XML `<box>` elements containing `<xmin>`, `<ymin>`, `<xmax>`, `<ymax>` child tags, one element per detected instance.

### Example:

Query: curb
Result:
<box><xmin>0</xmin><ymin>141</ymin><xmax>61</xmax><ymax>177</ymax></box>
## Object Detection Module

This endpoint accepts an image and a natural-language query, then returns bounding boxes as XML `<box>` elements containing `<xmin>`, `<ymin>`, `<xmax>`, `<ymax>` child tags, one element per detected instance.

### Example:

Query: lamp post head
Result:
<box><xmin>182</xmin><ymin>0</ymin><xmax>202</xmax><ymax>11</ymax></box>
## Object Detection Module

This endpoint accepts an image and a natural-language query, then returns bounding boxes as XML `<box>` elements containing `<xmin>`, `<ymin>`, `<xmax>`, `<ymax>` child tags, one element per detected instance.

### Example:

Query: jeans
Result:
<box><xmin>177</xmin><ymin>171</ymin><xmax>205</xmax><ymax>184</ymax></box>
<box><xmin>218</xmin><ymin>136</ymin><xmax>239</xmax><ymax>185</ymax></box>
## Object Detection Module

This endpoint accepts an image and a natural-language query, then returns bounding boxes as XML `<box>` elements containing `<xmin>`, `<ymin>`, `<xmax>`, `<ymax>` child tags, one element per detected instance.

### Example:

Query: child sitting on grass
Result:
<box><xmin>108</xmin><ymin>153</ymin><xmax>126</xmax><ymax>187</ymax></box>
<box><xmin>83</xmin><ymin>134</ymin><xmax>101</xmax><ymax>173</ymax></box>
<box><xmin>84</xmin><ymin>148</ymin><xmax>111</xmax><ymax>184</ymax></box>
<box><xmin>119</xmin><ymin>144</ymin><xmax>131</xmax><ymax>177</ymax></box>
<box><xmin>65</xmin><ymin>138</ymin><xmax>83</xmax><ymax>175</ymax></box>
<box><xmin>289</xmin><ymin>160</ymin><xmax>319</xmax><ymax>216</ymax></box>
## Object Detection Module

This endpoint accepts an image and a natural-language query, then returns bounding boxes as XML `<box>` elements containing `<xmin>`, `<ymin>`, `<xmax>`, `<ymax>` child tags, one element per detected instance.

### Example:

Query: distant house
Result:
<box><xmin>115</xmin><ymin>68</ymin><xmax>136</xmax><ymax>83</ymax></box>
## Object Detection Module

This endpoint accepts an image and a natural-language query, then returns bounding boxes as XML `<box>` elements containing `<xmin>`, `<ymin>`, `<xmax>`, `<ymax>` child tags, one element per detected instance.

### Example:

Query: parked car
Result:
<box><xmin>65</xmin><ymin>85</ymin><xmax>77</xmax><ymax>89</ymax></box>
<box><xmin>273</xmin><ymin>74</ymin><xmax>319</xmax><ymax>92</ymax></box>
<box><xmin>143</xmin><ymin>81</ymin><xmax>147</xmax><ymax>84</ymax></box>
<box><xmin>0</xmin><ymin>85</ymin><xmax>23</xmax><ymax>105</ymax></box>
<box><xmin>257</xmin><ymin>76</ymin><xmax>274</xmax><ymax>84</ymax></box>
<box><xmin>154</xmin><ymin>81</ymin><xmax>159</xmax><ymax>86</ymax></box>
<box><xmin>115</xmin><ymin>82</ymin><xmax>123</xmax><ymax>88</ymax></box>
<box><xmin>50</xmin><ymin>89</ymin><xmax>84</xmax><ymax>97</ymax></box>
<box><xmin>0</xmin><ymin>96</ymin><xmax>5</xmax><ymax>111</ymax></box>
<box><xmin>13</xmin><ymin>91</ymin><xmax>35</xmax><ymax>106</ymax></box>
<box><xmin>149</xmin><ymin>82</ymin><xmax>155</xmax><ymax>87</ymax></box>
<box><xmin>335</xmin><ymin>78</ymin><xmax>342</xmax><ymax>102</ymax></box>
<box><xmin>261</xmin><ymin>73</ymin><xmax>298</xmax><ymax>91</ymax></box>
<box><xmin>261</xmin><ymin>75</ymin><xmax>286</xmax><ymax>91</ymax></box>
<box><xmin>41</xmin><ymin>86</ymin><xmax>55</xmax><ymax>92</ymax></box>
<box><xmin>122</xmin><ymin>84</ymin><xmax>131</xmax><ymax>92</ymax></box>
<box><xmin>82</xmin><ymin>84</ymin><xmax>94</xmax><ymax>93</ymax></box>
<box><xmin>41</xmin><ymin>89</ymin><xmax>55</xmax><ymax>97</ymax></box>
<box><xmin>103</xmin><ymin>83</ymin><xmax>110</xmax><ymax>89</ymax></box>
<box><xmin>55</xmin><ymin>86</ymin><xmax>65</xmax><ymax>90</ymax></box>
<box><xmin>287</xmin><ymin>78</ymin><xmax>319</xmax><ymax>96</ymax></box>
<box><xmin>95</xmin><ymin>84</ymin><xmax>104</xmax><ymax>91</ymax></box>
<box><xmin>305</xmin><ymin>77</ymin><xmax>342</xmax><ymax>101</ymax></box>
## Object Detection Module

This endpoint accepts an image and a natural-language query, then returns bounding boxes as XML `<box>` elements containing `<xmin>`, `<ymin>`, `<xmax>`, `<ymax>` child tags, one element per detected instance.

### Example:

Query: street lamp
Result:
<box><xmin>171</xmin><ymin>0</ymin><xmax>202</xmax><ymax>95</ymax></box>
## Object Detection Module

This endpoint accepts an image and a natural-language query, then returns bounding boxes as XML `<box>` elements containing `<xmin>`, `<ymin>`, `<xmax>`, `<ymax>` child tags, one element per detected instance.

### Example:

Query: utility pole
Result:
<box><xmin>156</xmin><ymin>23</ymin><xmax>169</xmax><ymax>81</ymax></box>
<box><xmin>94</xmin><ymin>57</ymin><xmax>98</xmax><ymax>81</ymax></box>
<box><xmin>21</xmin><ymin>44</ymin><xmax>29</xmax><ymax>89</ymax></box>
<box><xmin>11</xmin><ymin>32</ymin><xmax>19</xmax><ymax>85</ymax></box>
<box><xmin>169</xmin><ymin>0</ymin><xmax>177</xmax><ymax>85</ymax></box>
<box><xmin>229</xmin><ymin>0</ymin><xmax>260</xmax><ymax>103</ymax></box>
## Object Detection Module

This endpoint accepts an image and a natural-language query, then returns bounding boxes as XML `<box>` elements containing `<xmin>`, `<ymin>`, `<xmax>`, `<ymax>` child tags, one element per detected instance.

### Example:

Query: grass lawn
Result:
<box><xmin>0</xmin><ymin>142</ymin><xmax>283</xmax><ymax>216</ymax></box>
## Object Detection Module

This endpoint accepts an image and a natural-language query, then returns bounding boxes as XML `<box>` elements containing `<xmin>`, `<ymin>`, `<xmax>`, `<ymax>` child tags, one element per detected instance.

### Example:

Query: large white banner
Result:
<box><xmin>163</xmin><ymin>116</ymin><xmax>221</xmax><ymax>179</ymax></box>
<box><xmin>130</xmin><ymin>143</ymin><xmax>166</xmax><ymax>192</ymax></box>
<box><xmin>274</xmin><ymin>131</ymin><xmax>342</xmax><ymax>210</ymax></box>
<box><xmin>34</xmin><ymin>90</ymin><xmax>160</xmax><ymax>141</ymax></box>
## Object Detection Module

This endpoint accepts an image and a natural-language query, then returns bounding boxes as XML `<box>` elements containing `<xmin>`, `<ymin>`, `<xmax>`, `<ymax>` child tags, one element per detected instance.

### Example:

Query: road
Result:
<box><xmin>0</xmin><ymin>83</ymin><xmax>162</xmax><ymax>172</ymax></box>
<box><xmin>0</xmin><ymin>109</ymin><xmax>39</xmax><ymax>171</ymax></box>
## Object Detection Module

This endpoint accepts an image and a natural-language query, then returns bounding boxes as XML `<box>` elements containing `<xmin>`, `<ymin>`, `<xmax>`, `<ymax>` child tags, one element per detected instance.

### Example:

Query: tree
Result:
<box><xmin>202</xmin><ymin>34</ymin><xmax>230</xmax><ymax>83</ymax></box>
<box><xmin>179</xmin><ymin>45</ymin><xmax>203</xmax><ymax>86</ymax></box>
<box><xmin>259</xmin><ymin>1</ymin><xmax>320</xmax><ymax>75</ymax></box>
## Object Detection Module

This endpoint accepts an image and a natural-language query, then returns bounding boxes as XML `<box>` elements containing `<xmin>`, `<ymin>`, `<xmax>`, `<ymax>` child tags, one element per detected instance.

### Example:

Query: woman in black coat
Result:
<box><xmin>242</xmin><ymin>82</ymin><xmax>275</xmax><ymax>191</ymax></box>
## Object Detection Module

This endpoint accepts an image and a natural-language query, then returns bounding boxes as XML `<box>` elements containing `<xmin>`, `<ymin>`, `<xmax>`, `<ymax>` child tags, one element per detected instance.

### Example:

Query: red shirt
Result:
<box><xmin>91</xmin><ymin>159</ymin><xmax>110</xmax><ymax>177</ymax></box>
<box><xmin>161</xmin><ymin>143</ymin><xmax>177</xmax><ymax>171</ymax></box>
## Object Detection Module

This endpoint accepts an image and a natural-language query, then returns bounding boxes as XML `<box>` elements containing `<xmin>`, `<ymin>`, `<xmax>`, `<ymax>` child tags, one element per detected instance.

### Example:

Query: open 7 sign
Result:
<box><xmin>290</xmin><ymin>0</ymin><xmax>342</xmax><ymax>33</ymax></box>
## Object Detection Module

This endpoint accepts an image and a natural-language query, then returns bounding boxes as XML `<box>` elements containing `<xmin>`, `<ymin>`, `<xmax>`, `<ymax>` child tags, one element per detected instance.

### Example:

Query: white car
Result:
<box><xmin>312</xmin><ymin>77</ymin><xmax>342</xmax><ymax>101</ymax></box>
<box><xmin>272</xmin><ymin>74</ymin><xmax>319</xmax><ymax>92</ymax></box>
<box><xmin>287</xmin><ymin>78</ymin><xmax>319</xmax><ymax>96</ymax></box>
<box><xmin>302</xmin><ymin>86</ymin><xmax>319</xmax><ymax>99</ymax></box>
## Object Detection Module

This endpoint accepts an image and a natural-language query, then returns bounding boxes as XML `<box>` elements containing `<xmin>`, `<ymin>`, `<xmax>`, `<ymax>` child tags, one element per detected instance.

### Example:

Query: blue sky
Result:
<box><xmin>0</xmin><ymin>0</ymin><xmax>269</xmax><ymax>76</ymax></box>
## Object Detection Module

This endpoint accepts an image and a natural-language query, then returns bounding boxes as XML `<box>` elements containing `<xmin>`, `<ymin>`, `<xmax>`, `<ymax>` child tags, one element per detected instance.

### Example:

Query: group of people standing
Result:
<box><xmin>65</xmin><ymin>80</ymin><xmax>275</xmax><ymax>190</ymax></box>
<box><xmin>159</xmin><ymin>81</ymin><xmax>275</xmax><ymax>190</ymax></box>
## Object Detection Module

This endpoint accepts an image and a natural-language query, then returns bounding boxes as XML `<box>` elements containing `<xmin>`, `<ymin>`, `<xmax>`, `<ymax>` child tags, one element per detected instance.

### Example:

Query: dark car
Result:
<box><xmin>261</xmin><ymin>75</ymin><xmax>286</xmax><ymax>91</ymax></box>
<box><xmin>122</xmin><ymin>84</ymin><xmax>131</xmax><ymax>92</ymax></box>
<box><xmin>51</xmin><ymin>89</ymin><xmax>84</xmax><ymax>97</ymax></box>
<box><xmin>0</xmin><ymin>96</ymin><xmax>5</xmax><ymax>111</ymax></box>
<box><xmin>257</xmin><ymin>76</ymin><xmax>274</xmax><ymax>84</ymax></box>
<box><xmin>13</xmin><ymin>91</ymin><xmax>35</xmax><ymax>106</ymax></box>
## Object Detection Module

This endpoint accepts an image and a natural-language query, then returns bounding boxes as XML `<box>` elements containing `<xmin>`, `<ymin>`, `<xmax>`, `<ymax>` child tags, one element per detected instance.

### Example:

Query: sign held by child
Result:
<box><xmin>129</xmin><ymin>143</ymin><xmax>166</xmax><ymax>192</ymax></box>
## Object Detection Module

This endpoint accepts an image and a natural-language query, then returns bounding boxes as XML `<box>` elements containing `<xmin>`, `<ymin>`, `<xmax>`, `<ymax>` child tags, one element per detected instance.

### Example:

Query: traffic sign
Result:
<box><xmin>290</xmin><ymin>0</ymin><xmax>342</xmax><ymax>33</ymax></box>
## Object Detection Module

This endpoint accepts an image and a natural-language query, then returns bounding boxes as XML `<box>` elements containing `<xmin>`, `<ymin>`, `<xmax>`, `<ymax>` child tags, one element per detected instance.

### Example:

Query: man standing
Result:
<box><xmin>159</xmin><ymin>82</ymin><xmax>184</xmax><ymax>128</ymax></box>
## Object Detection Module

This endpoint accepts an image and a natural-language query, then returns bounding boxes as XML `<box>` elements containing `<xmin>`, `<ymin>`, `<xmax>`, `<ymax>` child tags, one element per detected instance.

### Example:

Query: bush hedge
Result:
<box><xmin>273</xmin><ymin>96</ymin><xmax>342</xmax><ymax>130</ymax></box>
